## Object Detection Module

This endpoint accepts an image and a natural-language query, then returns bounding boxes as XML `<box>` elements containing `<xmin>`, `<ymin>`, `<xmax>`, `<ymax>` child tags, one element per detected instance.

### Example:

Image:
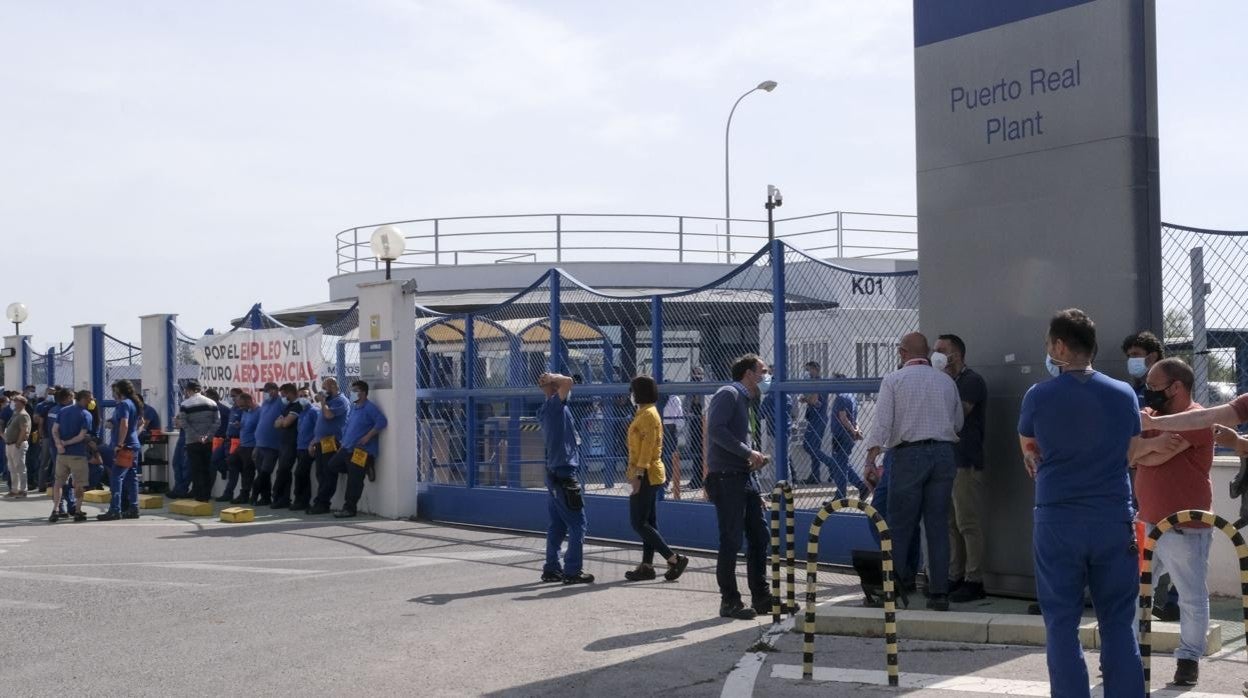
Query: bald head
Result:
<box><xmin>900</xmin><ymin>332</ymin><xmax>930</xmax><ymax>361</ymax></box>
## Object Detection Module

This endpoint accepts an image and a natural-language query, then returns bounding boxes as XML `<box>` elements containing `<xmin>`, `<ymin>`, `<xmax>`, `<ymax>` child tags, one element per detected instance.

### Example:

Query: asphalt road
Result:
<box><xmin>0</xmin><ymin>492</ymin><xmax>1243</xmax><ymax>697</ymax></box>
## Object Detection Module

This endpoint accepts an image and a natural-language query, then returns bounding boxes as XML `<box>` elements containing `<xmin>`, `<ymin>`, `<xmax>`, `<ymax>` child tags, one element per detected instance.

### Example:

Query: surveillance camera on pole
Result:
<box><xmin>765</xmin><ymin>185</ymin><xmax>783</xmax><ymax>241</ymax></box>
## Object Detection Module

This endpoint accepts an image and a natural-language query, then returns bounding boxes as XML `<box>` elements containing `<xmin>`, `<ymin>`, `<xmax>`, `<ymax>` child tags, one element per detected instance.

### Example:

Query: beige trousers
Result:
<box><xmin>948</xmin><ymin>467</ymin><xmax>984</xmax><ymax>583</ymax></box>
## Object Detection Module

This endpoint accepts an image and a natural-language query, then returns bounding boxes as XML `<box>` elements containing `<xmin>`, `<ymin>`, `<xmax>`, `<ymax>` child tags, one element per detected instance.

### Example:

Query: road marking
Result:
<box><xmin>0</xmin><ymin>599</ymin><xmax>62</xmax><ymax>610</ymax></box>
<box><xmin>0</xmin><ymin>538</ymin><xmax>30</xmax><ymax>544</ymax></box>
<box><xmin>768</xmin><ymin>665</ymin><xmax>1242</xmax><ymax>697</ymax></box>
<box><xmin>0</xmin><ymin>569</ymin><xmax>207</xmax><ymax>588</ymax></box>
<box><xmin>152</xmin><ymin>563</ymin><xmax>325</xmax><ymax>575</ymax></box>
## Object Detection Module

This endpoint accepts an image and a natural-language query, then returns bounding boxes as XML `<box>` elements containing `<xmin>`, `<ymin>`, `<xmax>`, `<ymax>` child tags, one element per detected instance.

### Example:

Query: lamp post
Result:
<box><xmin>765</xmin><ymin>185</ymin><xmax>783</xmax><ymax>241</ymax></box>
<box><xmin>370</xmin><ymin>225</ymin><xmax>407</xmax><ymax>281</ymax></box>
<box><xmin>5</xmin><ymin>302</ymin><xmax>28</xmax><ymax>335</ymax></box>
<box><xmin>724</xmin><ymin>80</ymin><xmax>777</xmax><ymax>262</ymax></box>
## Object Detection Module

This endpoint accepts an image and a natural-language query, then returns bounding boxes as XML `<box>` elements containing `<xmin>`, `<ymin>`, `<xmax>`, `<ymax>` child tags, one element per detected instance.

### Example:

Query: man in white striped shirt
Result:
<box><xmin>865</xmin><ymin>332</ymin><xmax>963</xmax><ymax>611</ymax></box>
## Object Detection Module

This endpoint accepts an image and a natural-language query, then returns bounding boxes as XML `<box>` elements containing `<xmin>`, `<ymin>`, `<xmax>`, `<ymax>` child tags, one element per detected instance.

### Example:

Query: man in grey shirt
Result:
<box><xmin>705</xmin><ymin>353</ymin><xmax>773</xmax><ymax>620</ymax></box>
<box><xmin>175</xmin><ymin>380</ymin><xmax>221</xmax><ymax>503</ymax></box>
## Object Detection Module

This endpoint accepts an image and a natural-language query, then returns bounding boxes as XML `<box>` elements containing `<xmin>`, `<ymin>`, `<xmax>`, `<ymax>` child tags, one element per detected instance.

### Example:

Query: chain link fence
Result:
<box><xmin>414</xmin><ymin>241</ymin><xmax>920</xmax><ymax>512</ymax></box>
<box><xmin>1160</xmin><ymin>223</ymin><xmax>1248</xmax><ymax>405</ymax></box>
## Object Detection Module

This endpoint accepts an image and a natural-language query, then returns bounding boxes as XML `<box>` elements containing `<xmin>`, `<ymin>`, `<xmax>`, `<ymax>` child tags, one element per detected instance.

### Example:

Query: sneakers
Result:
<box><xmin>562</xmin><ymin>572</ymin><xmax>595</xmax><ymax>585</ymax></box>
<box><xmin>927</xmin><ymin>594</ymin><xmax>950</xmax><ymax>612</ymax></box>
<box><xmin>1153</xmin><ymin>604</ymin><xmax>1181</xmax><ymax>622</ymax></box>
<box><xmin>719</xmin><ymin>601</ymin><xmax>757</xmax><ymax>620</ymax></box>
<box><xmin>624</xmin><ymin>565</ymin><xmax>657</xmax><ymax>582</ymax></box>
<box><xmin>1173</xmin><ymin>658</ymin><xmax>1198</xmax><ymax>686</ymax></box>
<box><xmin>664</xmin><ymin>554</ymin><xmax>690</xmax><ymax>582</ymax></box>
<box><xmin>121</xmin><ymin>509</ymin><xmax>140</xmax><ymax>520</ymax></box>
<box><xmin>96</xmin><ymin>511</ymin><xmax>121</xmax><ymax>521</ymax></box>
<box><xmin>47</xmin><ymin>511</ymin><xmax>60</xmax><ymax>523</ymax></box>
<box><xmin>950</xmin><ymin>581</ymin><xmax>986</xmax><ymax>603</ymax></box>
<box><xmin>540</xmin><ymin>571</ymin><xmax>564</xmax><ymax>583</ymax></box>
<box><xmin>751</xmin><ymin>595</ymin><xmax>779</xmax><ymax>616</ymax></box>
<box><xmin>72</xmin><ymin>511</ymin><xmax>87</xmax><ymax>523</ymax></box>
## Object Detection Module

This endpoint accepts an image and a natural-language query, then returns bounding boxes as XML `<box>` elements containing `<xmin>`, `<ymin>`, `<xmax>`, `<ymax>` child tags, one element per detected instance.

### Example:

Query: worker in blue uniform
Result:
<box><xmin>1018</xmin><ymin>308</ymin><xmax>1144</xmax><ymax>697</ymax></box>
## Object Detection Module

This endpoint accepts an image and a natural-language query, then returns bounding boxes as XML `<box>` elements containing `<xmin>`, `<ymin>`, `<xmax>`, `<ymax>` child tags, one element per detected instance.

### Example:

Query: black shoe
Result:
<box><xmin>254</xmin><ymin>497</ymin><xmax>272</xmax><ymax>507</ymax></box>
<box><xmin>752</xmin><ymin>595</ymin><xmax>780</xmax><ymax>616</ymax></box>
<box><xmin>719</xmin><ymin>601</ymin><xmax>757</xmax><ymax>620</ymax></box>
<box><xmin>168</xmin><ymin>492</ymin><xmax>189</xmax><ymax>500</ymax></box>
<box><xmin>1027</xmin><ymin>602</ymin><xmax>1042</xmax><ymax>616</ymax></box>
<box><xmin>664</xmin><ymin>554</ymin><xmax>689</xmax><ymax>582</ymax></box>
<box><xmin>950</xmin><ymin>581</ymin><xmax>986</xmax><ymax>603</ymax></box>
<box><xmin>1153</xmin><ymin>604</ymin><xmax>1181</xmax><ymax>622</ymax></box>
<box><xmin>230</xmin><ymin>495</ymin><xmax>248</xmax><ymax>505</ymax></box>
<box><xmin>306</xmin><ymin>503</ymin><xmax>331</xmax><ymax>515</ymax></box>
<box><xmin>290</xmin><ymin>501</ymin><xmax>309</xmax><ymax>511</ymax></box>
<box><xmin>122</xmin><ymin>509</ymin><xmax>140</xmax><ymax>519</ymax></box>
<box><xmin>48</xmin><ymin>512</ymin><xmax>60</xmax><ymax>523</ymax></box>
<box><xmin>194</xmin><ymin>497</ymin><xmax>211</xmax><ymax>503</ymax></box>
<box><xmin>948</xmin><ymin>578</ymin><xmax>964</xmax><ymax>594</ymax></box>
<box><xmin>365</xmin><ymin>461</ymin><xmax>376</xmax><ymax>482</ymax></box>
<box><xmin>927</xmin><ymin>594</ymin><xmax>950</xmax><ymax>612</ymax></box>
<box><xmin>333</xmin><ymin>509</ymin><xmax>357</xmax><ymax>519</ymax></box>
<box><xmin>270</xmin><ymin>500</ymin><xmax>290</xmax><ymax>509</ymax></box>
<box><xmin>540</xmin><ymin>571</ymin><xmax>564</xmax><ymax>583</ymax></box>
<box><xmin>1173</xmin><ymin>658</ymin><xmax>1198</xmax><ymax>686</ymax></box>
<box><xmin>624</xmin><ymin>565</ymin><xmax>657</xmax><ymax>582</ymax></box>
<box><xmin>215</xmin><ymin>494</ymin><xmax>234</xmax><ymax>503</ymax></box>
<box><xmin>72</xmin><ymin>511</ymin><xmax>87</xmax><ymax>523</ymax></box>
<box><xmin>97</xmin><ymin>511</ymin><xmax>121</xmax><ymax>521</ymax></box>
<box><xmin>562</xmin><ymin>572</ymin><xmax>594</xmax><ymax>585</ymax></box>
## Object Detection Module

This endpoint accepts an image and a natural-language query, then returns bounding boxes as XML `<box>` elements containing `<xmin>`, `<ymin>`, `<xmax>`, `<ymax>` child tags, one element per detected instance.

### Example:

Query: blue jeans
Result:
<box><xmin>544</xmin><ymin>474</ymin><xmax>587</xmax><ymax>577</ymax></box>
<box><xmin>169</xmin><ymin>437</ymin><xmax>191</xmax><ymax>496</ymax></box>
<box><xmin>870</xmin><ymin>454</ymin><xmax>921</xmax><ymax>577</ymax></box>
<box><xmin>1150</xmin><ymin>525</ymin><xmax>1211</xmax><ymax>661</ymax></box>
<box><xmin>887</xmin><ymin>442</ymin><xmax>956</xmax><ymax>594</ymax></box>
<box><xmin>707</xmin><ymin>471</ymin><xmax>770</xmax><ymax>605</ymax></box>
<box><xmin>108</xmin><ymin>464</ymin><xmax>139</xmax><ymax>514</ymax></box>
<box><xmin>1035</xmin><ymin>520</ymin><xmax>1142</xmax><ymax>697</ymax></box>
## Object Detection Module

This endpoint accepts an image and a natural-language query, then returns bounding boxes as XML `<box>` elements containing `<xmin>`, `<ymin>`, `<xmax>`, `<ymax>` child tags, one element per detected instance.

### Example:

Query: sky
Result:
<box><xmin>1</xmin><ymin>0</ymin><xmax>1245</xmax><ymax>348</ymax></box>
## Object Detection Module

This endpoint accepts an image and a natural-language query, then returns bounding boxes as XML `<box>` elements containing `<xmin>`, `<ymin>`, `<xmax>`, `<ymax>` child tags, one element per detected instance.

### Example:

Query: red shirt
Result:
<box><xmin>1137</xmin><ymin>401</ymin><xmax>1213</xmax><ymax>528</ymax></box>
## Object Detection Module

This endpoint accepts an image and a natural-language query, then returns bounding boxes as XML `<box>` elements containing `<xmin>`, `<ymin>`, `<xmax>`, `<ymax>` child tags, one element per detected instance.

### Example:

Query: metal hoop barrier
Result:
<box><xmin>803</xmin><ymin>497</ymin><xmax>899</xmax><ymax>685</ymax></box>
<box><xmin>770</xmin><ymin>481</ymin><xmax>797</xmax><ymax>624</ymax></box>
<box><xmin>1139</xmin><ymin>509</ymin><xmax>1248</xmax><ymax>695</ymax></box>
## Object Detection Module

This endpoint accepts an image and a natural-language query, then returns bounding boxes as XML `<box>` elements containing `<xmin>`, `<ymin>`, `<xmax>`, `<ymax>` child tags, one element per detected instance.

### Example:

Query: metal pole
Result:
<box><xmin>1191</xmin><ymin>247</ymin><xmax>1210</xmax><ymax>407</ymax></box>
<box><xmin>548</xmin><ymin>271</ymin><xmax>563</xmax><ymax>373</ymax></box>
<box><xmin>46</xmin><ymin>347</ymin><xmax>55</xmax><ymax>388</ymax></box>
<box><xmin>465</xmin><ymin>314</ymin><xmax>478</xmax><ymax>488</ymax></box>
<box><xmin>836</xmin><ymin>211</ymin><xmax>844</xmax><ymax>259</ymax></box>
<box><xmin>354</xmin><ymin>229</ymin><xmax>360</xmax><ymax>272</ymax></box>
<box><xmin>433</xmin><ymin>218</ymin><xmax>440</xmax><ymax>266</ymax></box>
<box><xmin>678</xmin><ymin>217</ymin><xmax>684</xmax><ymax>263</ymax></box>
<box><xmin>767</xmin><ymin>201</ymin><xmax>776</xmax><ymax>242</ymax></box>
<box><xmin>770</xmin><ymin>239</ymin><xmax>789</xmax><ymax>485</ymax></box>
<box><xmin>556</xmin><ymin>215</ymin><xmax>562</xmax><ymax>263</ymax></box>
<box><xmin>725</xmin><ymin>87</ymin><xmax>759</xmax><ymax>261</ymax></box>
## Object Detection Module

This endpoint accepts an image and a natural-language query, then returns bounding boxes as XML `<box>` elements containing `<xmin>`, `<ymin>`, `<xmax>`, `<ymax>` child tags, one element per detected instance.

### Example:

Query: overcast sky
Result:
<box><xmin>2</xmin><ymin>0</ymin><xmax>1244</xmax><ymax>348</ymax></box>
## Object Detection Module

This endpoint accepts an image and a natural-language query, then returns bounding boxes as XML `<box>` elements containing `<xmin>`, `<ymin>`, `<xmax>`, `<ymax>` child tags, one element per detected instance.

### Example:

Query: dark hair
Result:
<box><xmin>1048</xmin><ymin>308</ymin><xmax>1097</xmax><ymax>356</ymax></box>
<box><xmin>1121</xmin><ymin>330</ymin><xmax>1164</xmax><ymax>359</ymax></box>
<box><xmin>263</xmin><ymin>382</ymin><xmax>279</xmax><ymax>392</ymax></box>
<box><xmin>279</xmin><ymin>383</ymin><xmax>297</xmax><ymax>395</ymax></box>
<box><xmin>731</xmin><ymin>354</ymin><xmax>763</xmax><ymax>382</ymax></box>
<box><xmin>351</xmin><ymin>380</ymin><xmax>370</xmax><ymax>395</ymax></box>
<box><xmin>74</xmin><ymin>390</ymin><xmax>92</xmax><ymax>402</ymax></box>
<box><xmin>204</xmin><ymin>389</ymin><xmax>221</xmax><ymax>401</ymax></box>
<box><xmin>630</xmin><ymin>375</ymin><xmax>659</xmax><ymax>405</ymax></box>
<box><xmin>23</xmin><ymin>385</ymin><xmax>35</xmax><ymax>392</ymax></box>
<box><xmin>804</xmin><ymin>361</ymin><xmax>821</xmax><ymax>370</ymax></box>
<box><xmin>229</xmin><ymin>388</ymin><xmax>244</xmax><ymax>397</ymax></box>
<box><xmin>238</xmin><ymin>392</ymin><xmax>254</xmax><ymax>404</ymax></box>
<box><xmin>1153</xmin><ymin>357</ymin><xmax>1194</xmax><ymax>392</ymax></box>
<box><xmin>112</xmin><ymin>379</ymin><xmax>145</xmax><ymax>416</ymax></box>
<box><xmin>55</xmin><ymin>387</ymin><xmax>74</xmax><ymax>402</ymax></box>
<box><xmin>938</xmin><ymin>334</ymin><xmax>967</xmax><ymax>359</ymax></box>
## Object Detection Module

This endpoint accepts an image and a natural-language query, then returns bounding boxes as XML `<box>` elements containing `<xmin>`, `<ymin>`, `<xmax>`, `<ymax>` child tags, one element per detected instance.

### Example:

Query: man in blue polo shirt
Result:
<box><xmin>308</xmin><ymin>380</ymin><xmax>386</xmax><ymax>518</ymax></box>
<box><xmin>34</xmin><ymin>387</ymin><xmax>57</xmax><ymax>491</ymax></box>
<box><xmin>306</xmin><ymin>377</ymin><xmax>350</xmax><ymax>514</ymax></box>
<box><xmin>1018</xmin><ymin>308</ymin><xmax>1144</xmax><ymax>697</ymax></box>
<box><xmin>227</xmin><ymin>393</ymin><xmax>260</xmax><ymax>505</ymax></box>
<box><xmin>51</xmin><ymin>390</ymin><xmax>93</xmax><ymax>523</ymax></box>
<box><xmin>537</xmin><ymin>372</ymin><xmax>592</xmax><ymax>585</ymax></box>
<box><xmin>291</xmin><ymin>386</ymin><xmax>319</xmax><ymax>511</ymax></box>
<box><xmin>251</xmin><ymin>382</ymin><xmax>283</xmax><ymax>506</ymax></box>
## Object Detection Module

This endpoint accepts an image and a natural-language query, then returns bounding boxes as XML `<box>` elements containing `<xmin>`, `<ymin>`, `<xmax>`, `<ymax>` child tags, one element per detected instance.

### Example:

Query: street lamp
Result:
<box><xmin>5</xmin><ymin>302</ymin><xmax>28</xmax><ymax>335</ymax></box>
<box><xmin>370</xmin><ymin>225</ymin><xmax>407</xmax><ymax>280</ymax></box>
<box><xmin>724</xmin><ymin>79</ymin><xmax>778</xmax><ymax>261</ymax></box>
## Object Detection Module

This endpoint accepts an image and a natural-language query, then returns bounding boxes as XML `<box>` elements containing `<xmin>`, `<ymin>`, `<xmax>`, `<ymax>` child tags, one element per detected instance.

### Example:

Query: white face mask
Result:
<box><xmin>351</xmin><ymin>390</ymin><xmax>361</xmax><ymax>402</ymax></box>
<box><xmin>1127</xmin><ymin>356</ymin><xmax>1147</xmax><ymax>378</ymax></box>
<box><xmin>298</xmin><ymin>397</ymin><xmax>311</xmax><ymax>407</ymax></box>
<box><xmin>930</xmin><ymin>352</ymin><xmax>949</xmax><ymax>372</ymax></box>
<box><xmin>629</xmin><ymin>394</ymin><xmax>637</xmax><ymax>407</ymax></box>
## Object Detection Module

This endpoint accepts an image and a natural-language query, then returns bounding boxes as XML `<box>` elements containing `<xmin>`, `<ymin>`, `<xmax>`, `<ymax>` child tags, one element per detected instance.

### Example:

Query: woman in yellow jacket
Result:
<box><xmin>624</xmin><ymin>375</ymin><xmax>689</xmax><ymax>582</ymax></box>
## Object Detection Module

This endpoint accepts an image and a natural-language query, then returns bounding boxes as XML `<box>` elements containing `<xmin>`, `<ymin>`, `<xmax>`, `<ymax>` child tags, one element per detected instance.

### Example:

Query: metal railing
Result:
<box><xmin>335</xmin><ymin>211</ymin><xmax>918</xmax><ymax>273</ymax></box>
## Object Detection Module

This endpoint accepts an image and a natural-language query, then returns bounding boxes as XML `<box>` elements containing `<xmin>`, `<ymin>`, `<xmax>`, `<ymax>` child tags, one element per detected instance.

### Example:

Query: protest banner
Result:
<box><xmin>195</xmin><ymin>326</ymin><xmax>324</xmax><ymax>398</ymax></box>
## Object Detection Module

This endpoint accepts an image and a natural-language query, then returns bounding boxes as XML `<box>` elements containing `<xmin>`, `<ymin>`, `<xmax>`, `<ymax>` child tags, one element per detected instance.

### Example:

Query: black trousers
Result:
<box><xmin>629</xmin><ymin>478</ymin><xmax>673</xmax><ymax>564</ymax></box>
<box><xmin>186</xmin><ymin>442</ymin><xmax>214</xmax><ymax>501</ymax></box>
<box><xmin>292</xmin><ymin>448</ymin><xmax>316</xmax><ymax>507</ymax></box>
<box><xmin>225</xmin><ymin>447</ymin><xmax>256</xmax><ymax>498</ymax></box>
<box><xmin>315</xmin><ymin>447</ymin><xmax>371</xmax><ymax>512</ymax></box>
<box><xmin>252</xmin><ymin>447</ymin><xmax>279</xmax><ymax>500</ymax></box>
<box><xmin>707</xmin><ymin>471</ymin><xmax>769</xmax><ymax>605</ymax></box>
<box><xmin>271</xmin><ymin>445</ymin><xmax>297</xmax><ymax>504</ymax></box>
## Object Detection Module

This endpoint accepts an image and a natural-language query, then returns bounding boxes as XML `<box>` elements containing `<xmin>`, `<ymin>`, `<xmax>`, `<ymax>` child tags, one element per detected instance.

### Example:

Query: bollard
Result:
<box><xmin>770</xmin><ymin>481</ymin><xmax>797</xmax><ymax>623</ymax></box>
<box><xmin>803</xmin><ymin>497</ymin><xmax>898</xmax><ymax>685</ymax></box>
<box><xmin>1140</xmin><ymin>509</ymin><xmax>1248</xmax><ymax>695</ymax></box>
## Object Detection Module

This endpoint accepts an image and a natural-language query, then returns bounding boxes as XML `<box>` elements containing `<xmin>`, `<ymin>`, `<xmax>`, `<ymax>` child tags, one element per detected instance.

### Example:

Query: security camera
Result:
<box><xmin>767</xmin><ymin>185</ymin><xmax>783</xmax><ymax>207</ymax></box>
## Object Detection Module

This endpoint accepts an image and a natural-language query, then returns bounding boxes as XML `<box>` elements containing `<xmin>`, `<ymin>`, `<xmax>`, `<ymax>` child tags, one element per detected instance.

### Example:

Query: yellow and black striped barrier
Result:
<box><xmin>770</xmin><ymin>481</ymin><xmax>797</xmax><ymax>624</ymax></box>
<box><xmin>803</xmin><ymin>497</ymin><xmax>899</xmax><ymax>685</ymax></box>
<box><xmin>1139</xmin><ymin>509</ymin><xmax>1248</xmax><ymax>695</ymax></box>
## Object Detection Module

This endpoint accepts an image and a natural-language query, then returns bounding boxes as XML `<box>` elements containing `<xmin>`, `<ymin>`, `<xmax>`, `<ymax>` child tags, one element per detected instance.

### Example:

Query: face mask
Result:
<box><xmin>281</xmin><ymin>397</ymin><xmax>290</xmax><ymax>406</ymax></box>
<box><xmin>45</xmin><ymin>395</ymin><xmax>55</xmax><ymax>403</ymax></box>
<box><xmin>351</xmin><ymin>390</ymin><xmax>361</xmax><ymax>402</ymax></box>
<box><xmin>629</xmin><ymin>394</ymin><xmax>637</xmax><ymax>407</ymax></box>
<box><xmin>758</xmin><ymin>374</ymin><xmax>773</xmax><ymax>394</ymax></box>
<box><xmin>930</xmin><ymin>352</ymin><xmax>948</xmax><ymax>372</ymax></box>
<box><xmin>298</xmin><ymin>397</ymin><xmax>311</xmax><ymax>407</ymax></box>
<box><xmin>1127</xmin><ymin>357</ymin><xmax>1147</xmax><ymax>378</ymax></box>
<box><xmin>87</xmin><ymin>400</ymin><xmax>96</xmax><ymax>411</ymax></box>
<box><xmin>1045</xmin><ymin>354</ymin><xmax>1064</xmax><ymax>378</ymax></box>
<box><xmin>1142</xmin><ymin>386</ymin><xmax>1171</xmax><ymax>411</ymax></box>
<box><xmin>802</xmin><ymin>370</ymin><xmax>812</xmax><ymax>380</ymax></box>
<box><xmin>691</xmin><ymin>374</ymin><xmax>702</xmax><ymax>383</ymax></box>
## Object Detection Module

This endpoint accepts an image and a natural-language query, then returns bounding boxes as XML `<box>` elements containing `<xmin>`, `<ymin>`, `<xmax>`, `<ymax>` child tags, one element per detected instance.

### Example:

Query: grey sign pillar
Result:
<box><xmin>914</xmin><ymin>0</ymin><xmax>1160</xmax><ymax>595</ymax></box>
